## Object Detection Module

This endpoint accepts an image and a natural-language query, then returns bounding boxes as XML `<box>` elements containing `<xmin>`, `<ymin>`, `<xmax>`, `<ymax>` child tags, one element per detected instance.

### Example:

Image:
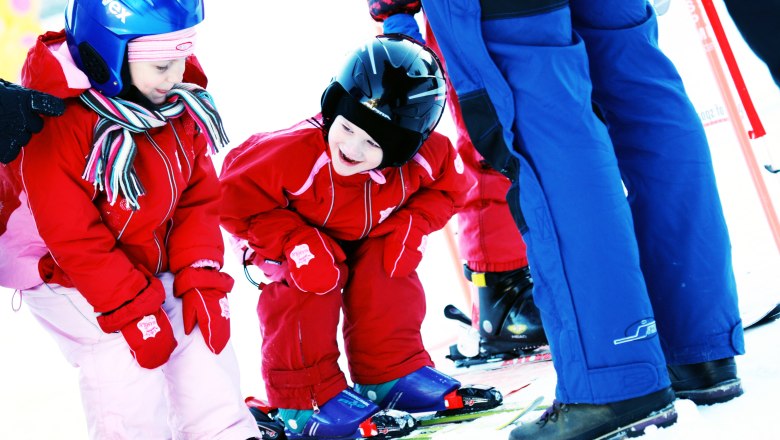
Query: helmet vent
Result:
<box><xmin>78</xmin><ymin>42</ymin><xmax>110</xmax><ymax>84</ymax></box>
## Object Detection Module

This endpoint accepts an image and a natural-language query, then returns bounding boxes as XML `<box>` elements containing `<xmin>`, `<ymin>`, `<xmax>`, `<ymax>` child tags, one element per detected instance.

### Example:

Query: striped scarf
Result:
<box><xmin>79</xmin><ymin>83</ymin><xmax>229</xmax><ymax>210</ymax></box>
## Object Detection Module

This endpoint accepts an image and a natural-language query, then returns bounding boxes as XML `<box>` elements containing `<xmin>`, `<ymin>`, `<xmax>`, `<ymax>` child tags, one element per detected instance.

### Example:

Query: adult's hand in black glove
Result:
<box><xmin>0</xmin><ymin>79</ymin><xmax>65</xmax><ymax>164</ymax></box>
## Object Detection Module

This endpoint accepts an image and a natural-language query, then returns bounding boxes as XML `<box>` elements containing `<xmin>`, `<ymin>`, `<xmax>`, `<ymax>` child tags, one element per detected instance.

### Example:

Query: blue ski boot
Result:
<box><xmin>270</xmin><ymin>388</ymin><xmax>416</xmax><ymax>440</ymax></box>
<box><xmin>355</xmin><ymin>366</ymin><xmax>503</xmax><ymax>417</ymax></box>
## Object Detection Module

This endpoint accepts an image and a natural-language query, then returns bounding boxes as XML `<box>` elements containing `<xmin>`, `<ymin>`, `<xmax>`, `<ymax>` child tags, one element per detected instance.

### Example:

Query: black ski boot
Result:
<box><xmin>465</xmin><ymin>265</ymin><xmax>547</xmax><ymax>353</ymax></box>
<box><xmin>509</xmin><ymin>387</ymin><xmax>678</xmax><ymax>440</ymax></box>
<box><xmin>667</xmin><ymin>357</ymin><xmax>743</xmax><ymax>405</ymax></box>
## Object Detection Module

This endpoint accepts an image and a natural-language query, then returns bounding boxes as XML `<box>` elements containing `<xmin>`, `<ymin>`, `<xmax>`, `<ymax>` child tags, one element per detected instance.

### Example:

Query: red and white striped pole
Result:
<box><xmin>698</xmin><ymin>0</ymin><xmax>766</xmax><ymax>139</ymax></box>
<box><xmin>686</xmin><ymin>0</ymin><xmax>780</xmax><ymax>254</ymax></box>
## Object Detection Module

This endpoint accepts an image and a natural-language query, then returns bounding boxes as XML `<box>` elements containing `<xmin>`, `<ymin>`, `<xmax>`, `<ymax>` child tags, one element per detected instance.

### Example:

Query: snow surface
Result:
<box><xmin>2</xmin><ymin>1</ymin><xmax>780</xmax><ymax>438</ymax></box>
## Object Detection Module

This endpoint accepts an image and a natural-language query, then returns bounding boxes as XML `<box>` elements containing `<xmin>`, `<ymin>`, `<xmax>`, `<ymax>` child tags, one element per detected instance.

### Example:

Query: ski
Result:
<box><xmin>400</xmin><ymin>399</ymin><xmax>548</xmax><ymax>439</ymax></box>
<box><xmin>495</xmin><ymin>395</ymin><xmax>545</xmax><ymax>430</ymax></box>
<box><xmin>745</xmin><ymin>302</ymin><xmax>780</xmax><ymax>330</ymax></box>
<box><xmin>447</xmin><ymin>343</ymin><xmax>552</xmax><ymax>371</ymax></box>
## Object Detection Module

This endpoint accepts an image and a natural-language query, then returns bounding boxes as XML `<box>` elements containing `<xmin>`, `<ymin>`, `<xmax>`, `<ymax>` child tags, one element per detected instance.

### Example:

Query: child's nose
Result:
<box><xmin>348</xmin><ymin>137</ymin><xmax>370</xmax><ymax>154</ymax></box>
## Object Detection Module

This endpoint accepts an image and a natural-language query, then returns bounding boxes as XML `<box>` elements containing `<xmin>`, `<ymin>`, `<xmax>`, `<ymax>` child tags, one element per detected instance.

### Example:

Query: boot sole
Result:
<box><xmin>674</xmin><ymin>378</ymin><xmax>744</xmax><ymax>406</ymax></box>
<box><xmin>594</xmin><ymin>403</ymin><xmax>678</xmax><ymax>440</ymax></box>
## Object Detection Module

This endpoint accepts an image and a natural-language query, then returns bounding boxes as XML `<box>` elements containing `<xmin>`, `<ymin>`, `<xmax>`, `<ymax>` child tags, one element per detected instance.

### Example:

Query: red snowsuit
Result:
<box><xmin>7</xmin><ymin>30</ymin><xmax>223</xmax><ymax>313</ymax></box>
<box><xmin>219</xmin><ymin>120</ymin><xmax>473</xmax><ymax>409</ymax></box>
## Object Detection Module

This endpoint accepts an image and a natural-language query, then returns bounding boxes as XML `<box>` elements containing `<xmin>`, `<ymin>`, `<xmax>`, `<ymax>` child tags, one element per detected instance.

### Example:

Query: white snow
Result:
<box><xmin>2</xmin><ymin>1</ymin><xmax>780</xmax><ymax>438</ymax></box>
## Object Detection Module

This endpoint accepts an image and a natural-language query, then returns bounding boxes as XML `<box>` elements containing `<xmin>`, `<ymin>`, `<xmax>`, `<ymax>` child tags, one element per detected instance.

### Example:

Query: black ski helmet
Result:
<box><xmin>321</xmin><ymin>34</ymin><xmax>447</xmax><ymax>168</ymax></box>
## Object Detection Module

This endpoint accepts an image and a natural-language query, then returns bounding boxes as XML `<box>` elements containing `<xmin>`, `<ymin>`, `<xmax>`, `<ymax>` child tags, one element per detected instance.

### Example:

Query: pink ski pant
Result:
<box><xmin>21</xmin><ymin>272</ymin><xmax>260</xmax><ymax>440</ymax></box>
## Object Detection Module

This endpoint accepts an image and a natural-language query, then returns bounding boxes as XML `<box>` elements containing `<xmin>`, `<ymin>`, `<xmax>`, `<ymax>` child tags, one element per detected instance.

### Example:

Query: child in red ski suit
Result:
<box><xmin>220</xmin><ymin>35</ymin><xmax>500</xmax><ymax>439</ymax></box>
<box><xmin>1</xmin><ymin>0</ymin><xmax>259</xmax><ymax>438</ymax></box>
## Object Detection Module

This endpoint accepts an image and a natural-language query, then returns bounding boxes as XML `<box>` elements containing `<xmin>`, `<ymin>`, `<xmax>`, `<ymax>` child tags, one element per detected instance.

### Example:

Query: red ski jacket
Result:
<box><xmin>4</xmin><ymin>30</ymin><xmax>223</xmax><ymax>313</ymax></box>
<box><xmin>219</xmin><ymin>119</ymin><xmax>473</xmax><ymax>265</ymax></box>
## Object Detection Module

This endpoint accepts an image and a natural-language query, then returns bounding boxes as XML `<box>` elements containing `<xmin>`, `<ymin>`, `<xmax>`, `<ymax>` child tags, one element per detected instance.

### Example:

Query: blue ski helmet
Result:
<box><xmin>65</xmin><ymin>0</ymin><xmax>204</xmax><ymax>97</ymax></box>
<box><xmin>321</xmin><ymin>34</ymin><xmax>447</xmax><ymax>168</ymax></box>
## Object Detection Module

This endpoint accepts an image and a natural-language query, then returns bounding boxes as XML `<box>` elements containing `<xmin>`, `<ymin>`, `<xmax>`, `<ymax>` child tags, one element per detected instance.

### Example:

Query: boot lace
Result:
<box><xmin>538</xmin><ymin>400</ymin><xmax>570</xmax><ymax>426</ymax></box>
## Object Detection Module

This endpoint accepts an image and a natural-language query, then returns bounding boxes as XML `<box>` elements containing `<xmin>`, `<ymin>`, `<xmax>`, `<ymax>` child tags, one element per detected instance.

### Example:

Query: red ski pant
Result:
<box><xmin>456</xmin><ymin>141</ymin><xmax>528</xmax><ymax>273</ymax></box>
<box><xmin>257</xmin><ymin>237</ymin><xmax>434</xmax><ymax>409</ymax></box>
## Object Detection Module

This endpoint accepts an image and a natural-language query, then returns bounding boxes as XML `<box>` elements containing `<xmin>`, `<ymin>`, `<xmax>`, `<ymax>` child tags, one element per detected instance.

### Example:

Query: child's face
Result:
<box><xmin>129</xmin><ymin>58</ymin><xmax>187</xmax><ymax>105</ymax></box>
<box><xmin>328</xmin><ymin>115</ymin><xmax>384</xmax><ymax>176</ymax></box>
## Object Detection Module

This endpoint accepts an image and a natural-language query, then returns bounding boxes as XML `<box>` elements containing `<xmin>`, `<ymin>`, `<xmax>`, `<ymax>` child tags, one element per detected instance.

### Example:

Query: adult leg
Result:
<box><xmin>571</xmin><ymin>0</ymin><xmax>744</xmax><ymax>366</ymax></box>
<box><xmin>427</xmin><ymin>24</ymin><xmax>545</xmax><ymax>353</ymax></box>
<box><xmin>471</xmin><ymin>0</ymin><xmax>667</xmax><ymax>403</ymax></box>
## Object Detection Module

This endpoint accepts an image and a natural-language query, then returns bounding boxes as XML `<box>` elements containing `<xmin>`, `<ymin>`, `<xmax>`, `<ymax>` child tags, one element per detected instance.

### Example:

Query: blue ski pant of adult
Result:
<box><xmin>422</xmin><ymin>0</ymin><xmax>745</xmax><ymax>404</ymax></box>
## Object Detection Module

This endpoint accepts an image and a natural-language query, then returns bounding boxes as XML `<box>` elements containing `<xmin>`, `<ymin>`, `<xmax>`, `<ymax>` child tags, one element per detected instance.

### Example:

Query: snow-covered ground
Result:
<box><xmin>2</xmin><ymin>1</ymin><xmax>780</xmax><ymax>438</ymax></box>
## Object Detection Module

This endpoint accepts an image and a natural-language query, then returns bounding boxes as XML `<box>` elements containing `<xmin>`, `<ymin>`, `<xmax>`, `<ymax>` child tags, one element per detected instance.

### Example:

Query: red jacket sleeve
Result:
<box><xmin>166</xmin><ymin>132</ymin><xmax>225</xmax><ymax>273</ymax></box>
<box><xmin>219</xmin><ymin>131</ymin><xmax>314</xmax><ymax>263</ymax></box>
<box><xmin>391</xmin><ymin>132</ymin><xmax>474</xmax><ymax>234</ymax></box>
<box><xmin>20</xmin><ymin>104</ymin><xmax>148</xmax><ymax>313</ymax></box>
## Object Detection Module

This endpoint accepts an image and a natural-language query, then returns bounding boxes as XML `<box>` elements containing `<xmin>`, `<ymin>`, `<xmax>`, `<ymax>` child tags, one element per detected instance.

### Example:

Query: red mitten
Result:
<box><xmin>96</xmin><ymin>277</ymin><xmax>177</xmax><ymax>369</ymax></box>
<box><xmin>368</xmin><ymin>0</ymin><xmax>422</xmax><ymax>21</ymax></box>
<box><xmin>173</xmin><ymin>267</ymin><xmax>234</xmax><ymax>354</ymax></box>
<box><xmin>369</xmin><ymin>212</ymin><xmax>429</xmax><ymax>278</ymax></box>
<box><xmin>284</xmin><ymin>227</ymin><xmax>347</xmax><ymax>294</ymax></box>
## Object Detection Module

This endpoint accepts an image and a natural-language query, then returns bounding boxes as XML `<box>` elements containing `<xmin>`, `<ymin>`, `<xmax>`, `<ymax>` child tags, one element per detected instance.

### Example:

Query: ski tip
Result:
<box><xmin>495</xmin><ymin>395</ymin><xmax>545</xmax><ymax>430</ymax></box>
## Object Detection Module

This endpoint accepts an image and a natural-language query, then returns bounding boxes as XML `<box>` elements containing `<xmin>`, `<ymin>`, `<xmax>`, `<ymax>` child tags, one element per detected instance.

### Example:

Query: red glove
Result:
<box><xmin>284</xmin><ymin>227</ymin><xmax>347</xmax><ymax>294</ymax></box>
<box><xmin>369</xmin><ymin>212</ymin><xmax>429</xmax><ymax>278</ymax></box>
<box><xmin>367</xmin><ymin>0</ymin><xmax>422</xmax><ymax>21</ymax></box>
<box><xmin>173</xmin><ymin>267</ymin><xmax>234</xmax><ymax>354</ymax></box>
<box><xmin>96</xmin><ymin>277</ymin><xmax>177</xmax><ymax>369</ymax></box>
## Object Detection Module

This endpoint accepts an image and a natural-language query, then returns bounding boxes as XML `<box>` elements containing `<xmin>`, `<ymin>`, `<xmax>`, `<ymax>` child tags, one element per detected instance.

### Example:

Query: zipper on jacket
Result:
<box><xmin>320</xmin><ymin>166</ymin><xmax>336</xmax><ymax>228</ymax></box>
<box><xmin>145</xmin><ymin>129</ymin><xmax>179</xmax><ymax>272</ymax></box>
<box><xmin>360</xmin><ymin>179</ymin><xmax>373</xmax><ymax>239</ymax></box>
<box><xmin>115</xmin><ymin>211</ymin><xmax>134</xmax><ymax>240</ymax></box>
<box><xmin>170</xmin><ymin>123</ymin><xmax>192</xmax><ymax>179</ymax></box>
<box><xmin>398</xmin><ymin>166</ymin><xmax>407</xmax><ymax>207</ymax></box>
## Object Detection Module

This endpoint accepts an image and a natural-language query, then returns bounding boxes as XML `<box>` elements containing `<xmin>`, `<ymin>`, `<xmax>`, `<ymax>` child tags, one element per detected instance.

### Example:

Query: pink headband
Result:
<box><xmin>127</xmin><ymin>27</ymin><xmax>197</xmax><ymax>62</ymax></box>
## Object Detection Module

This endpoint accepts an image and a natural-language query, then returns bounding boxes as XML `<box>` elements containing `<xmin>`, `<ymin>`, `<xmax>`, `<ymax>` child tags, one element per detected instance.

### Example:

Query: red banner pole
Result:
<box><xmin>688</xmin><ymin>0</ymin><xmax>780</xmax><ymax>253</ymax></box>
<box><xmin>699</xmin><ymin>0</ymin><xmax>766</xmax><ymax>139</ymax></box>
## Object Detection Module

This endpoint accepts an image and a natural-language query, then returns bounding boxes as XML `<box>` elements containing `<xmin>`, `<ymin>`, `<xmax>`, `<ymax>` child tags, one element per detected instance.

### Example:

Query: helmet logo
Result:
<box><xmin>361</xmin><ymin>99</ymin><xmax>390</xmax><ymax>120</ymax></box>
<box><xmin>102</xmin><ymin>0</ymin><xmax>133</xmax><ymax>24</ymax></box>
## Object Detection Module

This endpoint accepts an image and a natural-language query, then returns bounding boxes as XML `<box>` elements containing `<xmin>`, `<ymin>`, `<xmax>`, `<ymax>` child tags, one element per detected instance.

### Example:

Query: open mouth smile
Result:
<box><xmin>340</xmin><ymin>150</ymin><xmax>362</xmax><ymax>165</ymax></box>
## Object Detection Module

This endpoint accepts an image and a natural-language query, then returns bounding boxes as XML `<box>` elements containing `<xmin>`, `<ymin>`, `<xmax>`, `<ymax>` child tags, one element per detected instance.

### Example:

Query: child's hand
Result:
<box><xmin>284</xmin><ymin>228</ymin><xmax>347</xmax><ymax>294</ymax></box>
<box><xmin>96</xmin><ymin>276</ymin><xmax>177</xmax><ymax>369</ymax></box>
<box><xmin>369</xmin><ymin>213</ymin><xmax>429</xmax><ymax>278</ymax></box>
<box><xmin>173</xmin><ymin>267</ymin><xmax>234</xmax><ymax>354</ymax></box>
